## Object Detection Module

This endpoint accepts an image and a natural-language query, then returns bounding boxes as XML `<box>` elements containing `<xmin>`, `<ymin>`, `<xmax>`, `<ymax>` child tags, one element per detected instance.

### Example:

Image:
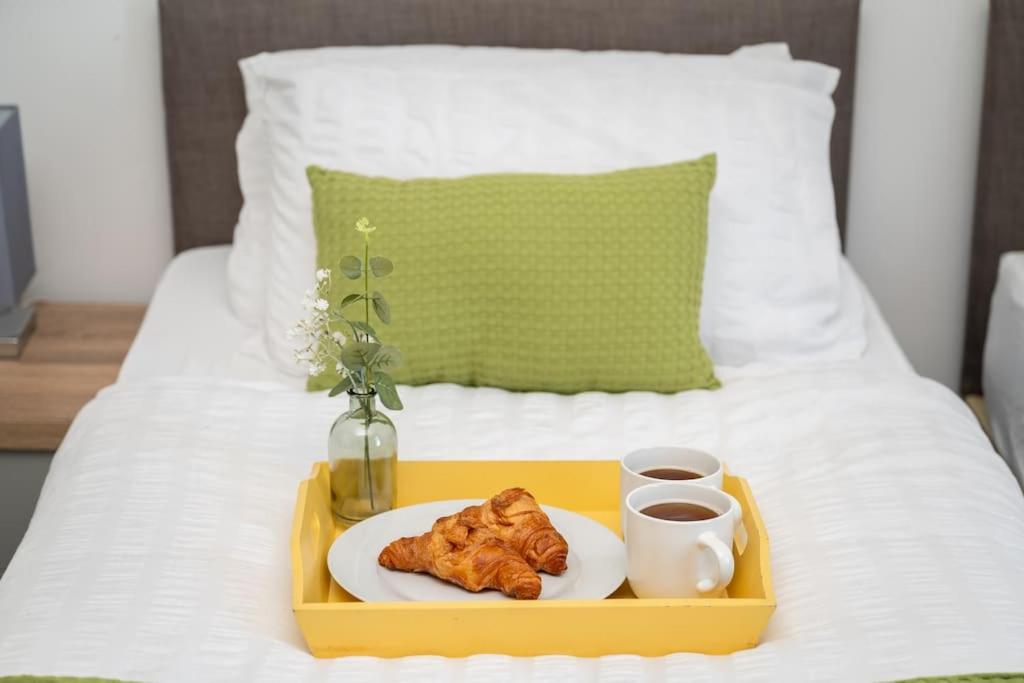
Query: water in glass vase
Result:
<box><xmin>328</xmin><ymin>390</ymin><xmax>397</xmax><ymax>524</ymax></box>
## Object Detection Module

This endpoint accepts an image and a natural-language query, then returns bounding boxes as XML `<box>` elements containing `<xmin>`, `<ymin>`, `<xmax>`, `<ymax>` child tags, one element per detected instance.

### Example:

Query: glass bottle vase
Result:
<box><xmin>327</xmin><ymin>390</ymin><xmax>397</xmax><ymax>524</ymax></box>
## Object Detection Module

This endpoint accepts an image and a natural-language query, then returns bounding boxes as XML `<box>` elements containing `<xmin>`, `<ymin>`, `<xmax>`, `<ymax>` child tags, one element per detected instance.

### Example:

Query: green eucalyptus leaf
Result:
<box><xmin>372</xmin><ymin>345</ymin><xmax>402</xmax><ymax>370</ymax></box>
<box><xmin>371</xmin><ymin>291</ymin><xmax>391</xmax><ymax>324</ymax></box>
<box><xmin>340</xmin><ymin>293</ymin><xmax>362</xmax><ymax>307</ymax></box>
<box><xmin>351</xmin><ymin>320</ymin><xmax>378</xmax><ymax>340</ymax></box>
<box><xmin>340</xmin><ymin>341</ymin><xmax>381</xmax><ymax>371</ymax></box>
<box><xmin>374</xmin><ymin>372</ymin><xmax>404</xmax><ymax>410</ymax></box>
<box><xmin>369</xmin><ymin>256</ymin><xmax>394</xmax><ymax>278</ymax></box>
<box><xmin>328</xmin><ymin>375</ymin><xmax>353</xmax><ymax>397</ymax></box>
<box><xmin>340</xmin><ymin>255</ymin><xmax>362</xmax><ymax>279</ymax></box>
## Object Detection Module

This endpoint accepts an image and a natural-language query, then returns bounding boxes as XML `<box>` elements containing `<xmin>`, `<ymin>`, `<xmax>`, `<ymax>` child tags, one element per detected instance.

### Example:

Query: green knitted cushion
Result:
<box><xmin>306</xmin><ymin>156</ymin><xmax>719</xmax><ymax>394</ymax></box>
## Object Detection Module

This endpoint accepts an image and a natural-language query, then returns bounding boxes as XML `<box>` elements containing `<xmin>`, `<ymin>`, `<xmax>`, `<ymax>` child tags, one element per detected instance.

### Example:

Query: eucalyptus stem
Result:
<box><xmin>362</xmin><ymin>231</ymin><xmax>374</xmax><ymax>510</ymax></box>
<box><xmin>363</xmin><ymin>233</ymin><xmax>373</xmax><ymax>387</ymax></box>
<box><xmin>363</xmin><ymin>396</ymin><xmax>374</xmax><ymax>510</ymax></box>
<box><xmin>363</xmin><ymin>236</ymin><xmax>370</xmax><ymax>336</ymax></box>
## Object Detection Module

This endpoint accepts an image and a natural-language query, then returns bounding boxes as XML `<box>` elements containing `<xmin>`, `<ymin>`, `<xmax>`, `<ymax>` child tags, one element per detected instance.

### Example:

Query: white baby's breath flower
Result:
<box><xmin>355</xmin><ymin>217</ymin><xmax>376</xmax><ymax>234</ymax></box>
<box><xmin>290</xmin><ymin>268</ymin><xmax>362</xmax><ymax>380</ymax></box>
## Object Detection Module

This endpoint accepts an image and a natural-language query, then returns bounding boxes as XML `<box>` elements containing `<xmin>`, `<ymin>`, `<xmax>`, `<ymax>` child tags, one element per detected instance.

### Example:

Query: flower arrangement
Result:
<box><xmin>289</xmin><ymin>217</ymin><xmax>404</xmax><ymax>411</ymax></box>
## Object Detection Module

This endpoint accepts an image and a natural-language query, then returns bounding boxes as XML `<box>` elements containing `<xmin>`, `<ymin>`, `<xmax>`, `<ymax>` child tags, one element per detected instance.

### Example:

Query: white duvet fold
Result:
<box><xmin>1</xmin><ymin>370</ymin><xmax>1022</xmax><ymax>682</ymax></box>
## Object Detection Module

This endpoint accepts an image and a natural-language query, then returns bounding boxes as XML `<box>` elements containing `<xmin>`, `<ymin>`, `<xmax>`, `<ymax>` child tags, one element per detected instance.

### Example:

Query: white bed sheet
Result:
<box><xmin>2</xmin><ymin>364</ymin><xmax>1022</xmax><ymax>681</ymax></box>
<box><xmin>120</xmin><ymin>246</ymin><xmax>912</xmax><ymax>387</ymax></box>
<box><xmin>7</xmin><ymin>247</ymin><xmax>1020</xmax><ymax>682</ymax></box>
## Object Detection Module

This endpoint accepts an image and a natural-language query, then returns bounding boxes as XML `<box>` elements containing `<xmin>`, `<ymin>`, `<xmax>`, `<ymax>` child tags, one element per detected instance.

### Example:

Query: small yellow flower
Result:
<box><xmin>355</xmin><ymin>217</ymin><xmax>376</xmax><ymax>234</ymax></box>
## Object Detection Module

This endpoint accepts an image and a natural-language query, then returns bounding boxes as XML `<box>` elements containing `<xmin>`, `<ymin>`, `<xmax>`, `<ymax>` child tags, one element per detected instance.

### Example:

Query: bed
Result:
<box><xmin>2</xmin><ymin>1</ymin><xmax>1024</xmax><ymax>681</ymax></box>
<box><xmin>2</xmin><ymin>247</ymin><xmax>1022</xmax><ymax>681</ymax></box>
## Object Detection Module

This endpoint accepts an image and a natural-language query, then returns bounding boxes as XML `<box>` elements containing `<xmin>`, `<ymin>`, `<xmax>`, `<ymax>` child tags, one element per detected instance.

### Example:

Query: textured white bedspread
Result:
<box><xmin>1</xmin><ymin>369</ymin><xmax>1023</xmax><ymax>681</ymax></box>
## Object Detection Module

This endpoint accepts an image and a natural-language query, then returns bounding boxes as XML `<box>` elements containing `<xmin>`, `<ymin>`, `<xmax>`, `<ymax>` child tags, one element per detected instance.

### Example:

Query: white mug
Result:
<box><xmin>625</xmin><ymin>482</ymin><xmax>743</xmax><ymax>599</ymax></box>
<box><xmin>620</xmin><ymin>447</ymin><xmax>724</xmax><ymax>533</ymax></box>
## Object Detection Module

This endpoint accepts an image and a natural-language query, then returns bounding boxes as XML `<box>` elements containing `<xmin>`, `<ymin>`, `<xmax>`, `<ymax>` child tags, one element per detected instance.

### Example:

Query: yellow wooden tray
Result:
<box><xmin>291</xmin><ymin>460</ymin><xmax>775</xmax><ymax>658</ymax></box>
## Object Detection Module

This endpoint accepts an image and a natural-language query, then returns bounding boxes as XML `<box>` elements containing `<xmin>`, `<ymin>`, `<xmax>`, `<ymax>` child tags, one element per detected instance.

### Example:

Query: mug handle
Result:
<box><xmin>696</xmin><ymin>531</ymin><xmax>735</xmax><ymax>594</ymax></box>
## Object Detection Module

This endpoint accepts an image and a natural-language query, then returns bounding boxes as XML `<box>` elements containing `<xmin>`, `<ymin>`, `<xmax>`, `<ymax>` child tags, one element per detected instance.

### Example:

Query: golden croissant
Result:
<box><xmin>465</xmin><ymin>488</ymin><xmax>569</xmax><ymax>575</ymax></box>
<box><xmin>378</xmin><ymin>511</ymin><xmax>542</xmax><ymax>600</ymax></box>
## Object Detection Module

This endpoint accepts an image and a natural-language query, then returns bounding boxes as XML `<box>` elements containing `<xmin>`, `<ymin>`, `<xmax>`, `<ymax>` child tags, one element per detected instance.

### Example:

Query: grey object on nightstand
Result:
<box><xmin>0</xmin><ymin>105</ymin><xmax>36</xmax><ymax>358</ymax></box>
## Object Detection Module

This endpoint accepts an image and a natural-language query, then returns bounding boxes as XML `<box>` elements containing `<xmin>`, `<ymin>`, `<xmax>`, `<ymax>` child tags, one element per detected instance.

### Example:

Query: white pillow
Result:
<box><xmin>224</xmin><ymin>61</ymin><xmax>271</xmax><ymax>326</ymax></box>
<box><xmin>244</xmin><ymin>45</ymin><xmax>865</xmax><ymax>376</ymax></box>
<box><xmin>228</xmin><ymin>43</ymin><xmax>803</xmax><ymax>335</ymax></box>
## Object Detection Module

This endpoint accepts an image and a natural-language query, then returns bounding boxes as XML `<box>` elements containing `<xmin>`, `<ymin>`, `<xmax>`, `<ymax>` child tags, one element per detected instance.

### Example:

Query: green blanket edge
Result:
<box><xmin>0</xmin><ymin>677</ymin><xmax>140</xmax><ymax>683</ymax></box>
<box><xmin>893</xmin><ymin>676</ymin><xmax>1024</xmax><ymax>683</ymax></box>
<box><xmin>3</xmin><ymin>673</ymin><xmax>1021</xmax><ymax>683</ymax></box>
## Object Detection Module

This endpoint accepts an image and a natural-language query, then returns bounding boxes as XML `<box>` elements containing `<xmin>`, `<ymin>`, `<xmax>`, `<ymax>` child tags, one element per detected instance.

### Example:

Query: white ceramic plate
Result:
<box><xmin>327</xmin><ymin>499</ymin><xmax>626</xmax><ymax>602</ymax></box>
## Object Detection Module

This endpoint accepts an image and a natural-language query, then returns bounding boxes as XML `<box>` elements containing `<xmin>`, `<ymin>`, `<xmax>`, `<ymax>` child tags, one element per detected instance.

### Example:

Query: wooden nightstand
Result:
<box><xmin>0</xmin><ymin>301</ymin><xmax>145</xmax><ymax>451</ymax></box>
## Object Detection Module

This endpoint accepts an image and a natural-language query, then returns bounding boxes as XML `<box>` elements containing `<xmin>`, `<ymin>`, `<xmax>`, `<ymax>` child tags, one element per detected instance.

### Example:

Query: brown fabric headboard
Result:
<box><xmin>962</xmin><ymin>0</ymin><xmax>1024</xmax><ymax>395</ymax></box>
<box><xmin>159</xmin><ymin>0</ymin><xmax>860</xmax><ymax>253</ymax></box>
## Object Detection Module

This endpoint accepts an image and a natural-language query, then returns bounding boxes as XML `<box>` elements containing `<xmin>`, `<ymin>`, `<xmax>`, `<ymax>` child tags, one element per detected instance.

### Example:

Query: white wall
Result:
<box><xmin>846</xmin><ymin>0</ymin><xmax>989</xmax><ymax>389</ymax></box>
<box><xmin>0</xmin><ymin>0</ymin><xmax>993</xmax><ymax>387</ymax></box>
<box><xmin>0</xmin><ymin>0</ymin><xmax>172</xmax><ymax>303</ymax></box>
